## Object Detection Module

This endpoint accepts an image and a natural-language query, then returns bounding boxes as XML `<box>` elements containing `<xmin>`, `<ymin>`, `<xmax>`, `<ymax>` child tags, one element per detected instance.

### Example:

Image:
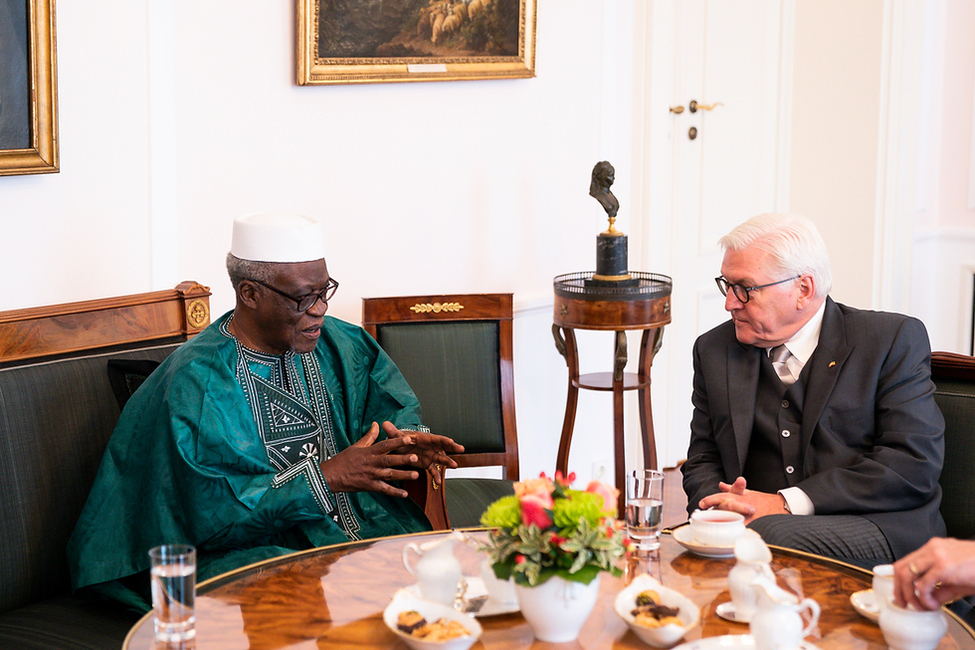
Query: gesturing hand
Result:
<box><xmin>381</xmin><ymin>421</ymin><xmax>465</xmax><ymax>486</ymax></box>
<box><xmin>893</xmin><ymin>538</ymin><xmax>975</xmax><ymax>611</ymax></box>
<box><xmin>319</xmin><ymin>423</ymin><xmax>425</xmax><ymax>498</ymax></box>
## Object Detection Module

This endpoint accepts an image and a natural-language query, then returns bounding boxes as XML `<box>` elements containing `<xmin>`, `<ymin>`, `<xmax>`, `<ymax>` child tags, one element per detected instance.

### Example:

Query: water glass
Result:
<box><xmin>149</xmin><ymin>544</ymin><xmax>196</xmax><ymax>643</ymax></box>
<box><xmin>625</xmin><ymin>469</ymin><xmax>665</xmax><ymax>551</ymax></box>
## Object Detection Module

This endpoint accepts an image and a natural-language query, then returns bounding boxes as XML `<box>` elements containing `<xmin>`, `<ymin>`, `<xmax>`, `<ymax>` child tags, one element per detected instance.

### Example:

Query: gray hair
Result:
<box><xmin>719</xmin><ymin>213</ymin><xmax>832</xmax><ymax>298</ymax></box>
<box><xmin>226</xmin><ymin>253</ymin><xmax>276</xmax><ymax>291</ymax></box>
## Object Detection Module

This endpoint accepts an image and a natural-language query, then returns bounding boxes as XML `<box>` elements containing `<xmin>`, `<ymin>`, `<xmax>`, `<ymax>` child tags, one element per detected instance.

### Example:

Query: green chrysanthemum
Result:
<box><xmin>552</xmin><ymin>490</ymin><xmax>604</xmax><ymax>531</ymax></box>
<box><xmin>480</xmin><ymin>494</ymin><xmax>522</xmax><ymax>529</ymax></box>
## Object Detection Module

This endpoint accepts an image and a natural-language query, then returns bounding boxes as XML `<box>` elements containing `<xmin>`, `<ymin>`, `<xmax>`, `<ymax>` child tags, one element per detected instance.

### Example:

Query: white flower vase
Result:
<box><xmin>514</xmin><ymin>574</ymin><xmax>601</xmax><ymax>643</ymax></box>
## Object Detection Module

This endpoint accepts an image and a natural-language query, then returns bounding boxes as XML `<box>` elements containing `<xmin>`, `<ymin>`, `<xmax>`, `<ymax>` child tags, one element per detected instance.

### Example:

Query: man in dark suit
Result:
<box><xmin>682</xmin><ymin>213</ymin><xmax>945</xmax><ymax>567</ymax></box>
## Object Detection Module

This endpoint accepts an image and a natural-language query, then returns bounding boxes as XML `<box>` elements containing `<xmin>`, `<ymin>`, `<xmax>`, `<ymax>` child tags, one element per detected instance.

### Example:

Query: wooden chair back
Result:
<box><xmin>362</xmin><ymin>293</ymin><xmax>519</xmax><ymax>528</ymax></box>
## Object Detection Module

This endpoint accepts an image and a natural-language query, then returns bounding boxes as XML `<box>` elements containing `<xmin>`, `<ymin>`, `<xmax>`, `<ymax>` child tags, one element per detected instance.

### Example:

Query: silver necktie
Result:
<box><xmin>770</xmin><ymin>344</ymin><xmax>796</xmax><ymax>385</ymax></box>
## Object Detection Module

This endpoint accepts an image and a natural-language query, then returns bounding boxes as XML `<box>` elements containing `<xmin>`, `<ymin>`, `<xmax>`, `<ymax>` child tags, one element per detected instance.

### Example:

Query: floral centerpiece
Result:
<box><xmin>479</xmin><ymin>471</ymin><xmax>626</xmax><ymax>587</ymax></box>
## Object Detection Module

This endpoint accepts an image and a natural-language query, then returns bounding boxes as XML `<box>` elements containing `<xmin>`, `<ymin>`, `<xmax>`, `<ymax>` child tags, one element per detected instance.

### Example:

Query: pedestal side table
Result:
<box><xmin>552</xmin><ymin>271</ymin><xmax>672</xmax><ymax>513</ymax></box>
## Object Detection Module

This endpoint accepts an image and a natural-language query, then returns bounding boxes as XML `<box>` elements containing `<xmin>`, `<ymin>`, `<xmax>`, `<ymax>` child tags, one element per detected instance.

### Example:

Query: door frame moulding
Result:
<box><xmin>873</xmin><ymin>0</ymin><xmax>927</xmax><ymax>313</ymax></box>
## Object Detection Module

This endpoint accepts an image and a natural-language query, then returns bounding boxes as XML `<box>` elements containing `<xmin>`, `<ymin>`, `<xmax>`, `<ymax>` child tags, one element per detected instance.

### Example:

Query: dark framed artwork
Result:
<box><xmin>296</xmin><ymin>0</ymin><xmax>536</xmax><ymax>85</ymax></box>
<box><xmin>0</xmin><ymin>0</ymin><xmax>57</xmax><ymax>176</ymax></box>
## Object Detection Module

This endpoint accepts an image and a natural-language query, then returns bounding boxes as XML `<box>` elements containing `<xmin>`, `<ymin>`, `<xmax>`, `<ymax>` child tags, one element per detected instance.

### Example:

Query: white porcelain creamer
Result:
<box><xmin>727</xmin><ymin>530</ymin><xmax>774</xmax><ymax>622</ymax></box>
<box><xmin>402</xmin><ymin>530</ymin><xmax>465</xmax><ymax>606</ymax></box>
<box><xmin>749</xmin><ymin>574</ymin><xmax>820</xmax><ymax>650</ymax></box>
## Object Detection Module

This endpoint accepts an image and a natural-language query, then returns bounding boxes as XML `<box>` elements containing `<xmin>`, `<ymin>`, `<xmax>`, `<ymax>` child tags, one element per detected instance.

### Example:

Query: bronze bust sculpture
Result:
<box><xmin>590</xmin><ymin>161</ymin><xmax>619</xmax><ymax>226</ymax></box>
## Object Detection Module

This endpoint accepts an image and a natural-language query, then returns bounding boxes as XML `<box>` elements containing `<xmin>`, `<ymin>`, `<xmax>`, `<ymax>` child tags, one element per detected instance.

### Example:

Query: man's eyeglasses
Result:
<box><xmin>715</xmin><ymin>275</ymin><xmax>800</xmax><ymax>304</ymax></box>
<box><xmin>248</xmin><ymin>277</ymin><xmax>339</xmax><ymax>312</ymax></box>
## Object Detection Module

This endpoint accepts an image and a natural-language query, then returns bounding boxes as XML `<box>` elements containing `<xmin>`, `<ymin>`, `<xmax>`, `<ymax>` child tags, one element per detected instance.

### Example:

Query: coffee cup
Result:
<box><xmin>689</xmin><ymin>509</ymin><xmax>747</xmax><ymax>547</ymax></box>
<box><xmin>872</xmin><ymin>564</ymin><xmax>895</xmax><ymax>611</ymax></box>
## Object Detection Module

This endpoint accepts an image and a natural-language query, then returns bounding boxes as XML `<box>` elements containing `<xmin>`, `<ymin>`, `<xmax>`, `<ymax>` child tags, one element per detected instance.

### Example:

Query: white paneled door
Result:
<box><xmin>639</xmin><ymin>0</ymin><xmax>793</xmax><ymax>468</ymax></box>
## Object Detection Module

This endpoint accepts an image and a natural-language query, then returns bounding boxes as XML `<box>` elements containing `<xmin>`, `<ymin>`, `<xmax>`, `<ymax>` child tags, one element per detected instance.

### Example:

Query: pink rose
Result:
<box><xmin>520</xmin><ymin>491</ymin><xmax>554</xmax><ymax>529</ymax></box>
<box><xmin>586</xmin><ymin>480</ymin><xmax>619</xmax><ymax>517</ymax></box>
<box><xmin>515</xmin><ymin>476</ymin><xmax>554</xmax><ymax>499</ymax></box>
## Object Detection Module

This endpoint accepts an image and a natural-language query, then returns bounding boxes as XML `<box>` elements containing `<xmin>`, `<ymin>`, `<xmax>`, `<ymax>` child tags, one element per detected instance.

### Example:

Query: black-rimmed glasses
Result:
<box><xmin>249</xmin><ymin>277</ymin><xmax>339</xmax><ymax>312</ymax></box>
<box><xmin>715</xmin><ymin>275</ymin><xmax>800</xmax><ymax>304</ymax></box>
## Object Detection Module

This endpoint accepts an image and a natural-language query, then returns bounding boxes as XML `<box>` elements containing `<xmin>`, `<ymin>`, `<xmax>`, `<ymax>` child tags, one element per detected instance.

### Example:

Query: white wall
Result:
<box><xmin>2</xmin><ymin>0</ymin><xmax>974</xmax><ymax>483</ymax></box>
<box><xmin>788</xmin><ymin>0</ymin><xmax>885</xmax><ymax>309</ymax></box>
<box><xmin>0</xmin><ymin>0</ymin><xmax>637</xmax><ymax>485</ymax></box>
<box><xmin>911</xmin><ymin>0</ymin><xmax>975</xmax><ymax>354</ymax></box>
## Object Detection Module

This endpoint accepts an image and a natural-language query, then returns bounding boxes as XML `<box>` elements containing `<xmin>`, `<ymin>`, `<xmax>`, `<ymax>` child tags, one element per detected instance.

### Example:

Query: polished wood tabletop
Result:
<box><xmin>124</xmin><ymin>529</ymin><xmax>975</xmax><ymax>650</ymax></box>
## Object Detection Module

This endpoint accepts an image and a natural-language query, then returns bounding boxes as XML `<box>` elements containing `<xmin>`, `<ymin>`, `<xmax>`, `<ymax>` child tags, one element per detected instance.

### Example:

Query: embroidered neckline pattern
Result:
<box><xmin>222</xmin><ymin>316</ymin><xmax>362</xmax><ymax>540</ymax></box>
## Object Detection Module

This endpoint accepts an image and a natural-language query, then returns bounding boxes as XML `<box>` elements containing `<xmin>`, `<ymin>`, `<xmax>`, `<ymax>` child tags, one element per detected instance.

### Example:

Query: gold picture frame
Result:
<box><xmin>296</xmin><ymin>0</ymin><xmax>536</xmax><ymax>86</ymax></box>
<box><xmin>0</xmin><ymin>0</ymin><xmax>58</xmax><ymax>176</ymax></box>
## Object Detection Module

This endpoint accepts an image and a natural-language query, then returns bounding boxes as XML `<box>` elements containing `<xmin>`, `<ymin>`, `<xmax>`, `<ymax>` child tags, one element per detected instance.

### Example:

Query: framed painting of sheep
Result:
<box><xmin>296</xmin><ymin>0</ymin><xmax>536</xmax><ymax>85</ymax></box>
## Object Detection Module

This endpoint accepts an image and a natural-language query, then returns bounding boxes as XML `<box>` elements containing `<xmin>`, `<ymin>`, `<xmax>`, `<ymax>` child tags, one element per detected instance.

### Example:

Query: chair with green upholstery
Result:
<box><xmin>930</xmin><ymin>351</ymin><xmax>975</xmax><ymax>540</ymax></box>
<box><xmin>362</xmin><ymin>293</ymin><xmax>519</xmax><ymax>529</ymax></box>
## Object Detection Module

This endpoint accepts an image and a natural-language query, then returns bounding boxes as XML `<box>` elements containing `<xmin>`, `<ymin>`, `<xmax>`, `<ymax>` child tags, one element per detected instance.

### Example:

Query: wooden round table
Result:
<box><xmin>123</xmin><ymin>529</ymin><xmax>975</xmax><ymax>650</ymax></box>
<box><xmin>552</xmin><ymin>271</ymin><xmax>672</xmax><ymax>513</ymax></box>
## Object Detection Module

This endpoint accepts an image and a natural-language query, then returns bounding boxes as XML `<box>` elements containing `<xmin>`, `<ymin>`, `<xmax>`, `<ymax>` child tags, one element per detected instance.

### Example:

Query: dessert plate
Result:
<box><xmin>672</xmin><ymin>525</ymin><xmax>736</xmax><ymax>559</ymax></box>
<box><xmin>672</xmin><ymin>634</ymin><xmax>820</xmax><ymax>650</ymax></box>
<box><xmin>850</xmin><ymin>589</ymin><xmax>880</xmax><ymax>623</ymax></box>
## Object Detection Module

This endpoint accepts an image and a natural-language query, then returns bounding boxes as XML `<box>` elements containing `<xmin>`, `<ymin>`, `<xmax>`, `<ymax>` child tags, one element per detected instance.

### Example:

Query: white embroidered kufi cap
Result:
<box><xmin>230</xmin><ymin>212</ymin><xmax>326</xmax><ymax>263</ymax></box>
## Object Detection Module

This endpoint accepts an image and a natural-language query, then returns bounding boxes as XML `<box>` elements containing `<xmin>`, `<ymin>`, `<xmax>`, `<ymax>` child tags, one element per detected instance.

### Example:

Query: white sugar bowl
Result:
<box><xmin>879</xmin><ymin>601</ymin><xmax>947</xmax><ymax>650</ymax></box>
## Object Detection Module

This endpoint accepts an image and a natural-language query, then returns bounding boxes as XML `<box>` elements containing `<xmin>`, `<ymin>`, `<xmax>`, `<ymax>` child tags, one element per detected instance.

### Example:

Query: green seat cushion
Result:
<box><xmin>445</xmin><ymin>477</ymin><xmax>515</xmax><ymax>528</ymax></box>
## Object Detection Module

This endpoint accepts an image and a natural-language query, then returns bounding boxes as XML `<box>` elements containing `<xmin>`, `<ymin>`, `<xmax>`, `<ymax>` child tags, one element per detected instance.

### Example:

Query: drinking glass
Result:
<box><xmin>625</xmin><ymin>469</ymin><xmax>665</xmax><ymax>551</ymax></box>
<box><xmin>149</xmin><ymin>544</ymin><xmax>197</xmax><ymax>643</ymax></box>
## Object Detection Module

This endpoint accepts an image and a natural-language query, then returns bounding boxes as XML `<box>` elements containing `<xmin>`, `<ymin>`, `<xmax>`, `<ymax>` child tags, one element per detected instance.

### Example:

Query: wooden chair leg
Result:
<box><xmin>405</xmin><ymin>465</ymin><xmax>450</xmax><ymax>530</ymax></box>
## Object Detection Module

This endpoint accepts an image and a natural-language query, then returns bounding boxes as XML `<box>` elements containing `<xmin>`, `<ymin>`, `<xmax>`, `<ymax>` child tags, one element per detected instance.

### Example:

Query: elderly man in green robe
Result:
<box><xmin>68</xmin><ymin>213</ymin><xmax>464</xmax><ymax>611</ymax></box>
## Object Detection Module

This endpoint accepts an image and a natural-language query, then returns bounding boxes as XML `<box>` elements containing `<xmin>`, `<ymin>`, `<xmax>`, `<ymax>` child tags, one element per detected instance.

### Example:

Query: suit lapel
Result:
<box><xmin>728</xmin><ymin>340</ymin><xmax>761</xmax><ymax>472</ymax></box>
<box><xmin>800</xmin><ymin>298</ymin><xmax>853</xmax><ymax>450</ymax></box>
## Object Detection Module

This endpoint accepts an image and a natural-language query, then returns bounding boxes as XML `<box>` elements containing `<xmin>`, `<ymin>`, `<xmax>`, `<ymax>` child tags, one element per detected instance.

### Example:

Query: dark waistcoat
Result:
<box><xmin>741</xmin><ymin>353</ymin><xmax>807</xmax><ymax>493</ymax></box>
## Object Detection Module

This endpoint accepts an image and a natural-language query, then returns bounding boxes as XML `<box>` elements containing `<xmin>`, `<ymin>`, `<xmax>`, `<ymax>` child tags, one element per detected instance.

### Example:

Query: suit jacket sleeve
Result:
<box><xmin>795</xmin><ymin>315</ymin><xmax>944</xmax><ymax>516</ymax></box>
<box><xmin>683</xmin><ymin>330</ymin><xmax>735</xmax><ymax>512</ymax></box>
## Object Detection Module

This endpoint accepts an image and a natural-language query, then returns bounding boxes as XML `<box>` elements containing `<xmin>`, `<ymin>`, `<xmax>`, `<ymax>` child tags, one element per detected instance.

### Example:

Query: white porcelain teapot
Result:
<box><xmin>402</xmin><ymin>530</ymin><xmax>465</xmax><ymax>606</ymax></box>
<box><xmin>749</xmin><ymin>574</ymin><xmax>820</xmax><ymax>650</ymax></box>
<box><xmin>727</xmin><ymin>530</ymin><xmax>774</xmax><ymax>622</ymax></box>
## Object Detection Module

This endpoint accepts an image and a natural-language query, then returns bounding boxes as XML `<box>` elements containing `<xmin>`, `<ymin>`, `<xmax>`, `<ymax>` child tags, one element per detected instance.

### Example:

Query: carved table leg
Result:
<box><xmin>555</xmin><ymin>326</ymin><xmax>579</xmax><ymax>477</ymax></box>
<box><xmin>638</xmin><ymin>328</ymin><xmax>665</xmax><ymax>471</ymax></box>
<box><xmin>613</xmin><ymin>353</ymin><xmax>627</xmax><ymax>515</ymax></box>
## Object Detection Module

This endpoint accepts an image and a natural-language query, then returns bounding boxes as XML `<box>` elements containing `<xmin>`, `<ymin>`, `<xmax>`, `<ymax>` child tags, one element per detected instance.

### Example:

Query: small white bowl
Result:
<box><xmin>383</xmin><ymin>589</ymin><xmax>482</xmax><ymax>650</ymax></box>
<box><xmin>615</xmin><ymin>575</ymin><xmax>701</xmax><ymax>647</ymax></box>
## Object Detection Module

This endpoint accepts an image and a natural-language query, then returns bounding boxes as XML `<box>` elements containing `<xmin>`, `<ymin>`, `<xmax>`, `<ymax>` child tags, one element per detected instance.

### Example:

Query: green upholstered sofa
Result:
<box><xmin>0</xmin><ymin>283</ymin><xmax>210</xmax><ymax>650</ymax></box>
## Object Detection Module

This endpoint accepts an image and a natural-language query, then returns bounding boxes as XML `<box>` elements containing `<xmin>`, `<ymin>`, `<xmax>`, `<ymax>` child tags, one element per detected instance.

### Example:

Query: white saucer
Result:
<box><xmin>673</xmin><ymin>634</ymin><xmax>820</xmax><ymax>650</ymax></box>
<box><xmin>716</xmin><ymin>602</ymin><xmax>749</xmax><ymax>624</ymax></box>
<box><xmin>850</xmin><ymin>589</ymin><xmax>880</xmax><ymax>623</ymax></box>
<box><xmin>405</xmin><ymin>578</ymin><xmax>520</xmax><ymax>618</ymax></box>
<box><xmin>672</xmin><ymin>525</ymin><xmax>736</xmax><ymax>559</ymax></box>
